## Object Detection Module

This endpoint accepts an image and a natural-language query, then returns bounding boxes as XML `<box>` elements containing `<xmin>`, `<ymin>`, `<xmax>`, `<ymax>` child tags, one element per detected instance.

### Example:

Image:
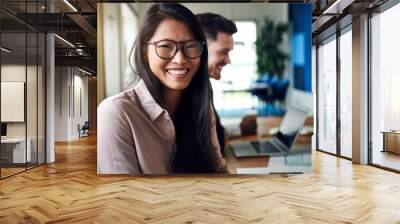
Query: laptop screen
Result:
<box><xmin>276</xmin><ymin>106</ymin><xmax>308</xmax><ymax>147</ymax></box>
<box><xmin>276</xmin><ymin>131</ymin><xmax>297</xmax><ymax>147</ymax></box>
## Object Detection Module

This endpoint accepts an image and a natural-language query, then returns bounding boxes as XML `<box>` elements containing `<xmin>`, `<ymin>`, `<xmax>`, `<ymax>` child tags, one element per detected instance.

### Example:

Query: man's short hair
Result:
<box><xmin>196</xmin><ymin>13</ymin><xmax>237</xmax><ymax>41</ymax></box>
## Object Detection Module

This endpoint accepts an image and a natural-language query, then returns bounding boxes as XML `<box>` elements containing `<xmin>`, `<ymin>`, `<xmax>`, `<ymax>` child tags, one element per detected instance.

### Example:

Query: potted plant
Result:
<box><xmin>255</xmin><ymin>18</ymin><xmax>289</xmax><ymax>80</ymax></box>
<box><xmin>254</xmin><ymin>18</ymin><xmax>290</xmax><ymax>115</ymax></box>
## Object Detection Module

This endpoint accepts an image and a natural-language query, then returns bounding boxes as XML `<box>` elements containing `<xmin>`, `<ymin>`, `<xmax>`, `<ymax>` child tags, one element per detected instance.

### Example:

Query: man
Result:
<box><xmin>197</xmin><ymin>13</ymin><xmax>236</xmax><ymax>81</ymax></box>
<box><xmin>196</xmin><ymin>13</ymin><xmax>237</xmax><ymax>154</ymax></box>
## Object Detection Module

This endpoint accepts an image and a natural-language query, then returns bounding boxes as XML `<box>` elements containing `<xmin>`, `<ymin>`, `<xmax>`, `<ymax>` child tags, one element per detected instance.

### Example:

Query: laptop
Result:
<box><xmin>231</xmin><ymin>105</ymin><xmax>309</xmax><ymax>157</ymax></box>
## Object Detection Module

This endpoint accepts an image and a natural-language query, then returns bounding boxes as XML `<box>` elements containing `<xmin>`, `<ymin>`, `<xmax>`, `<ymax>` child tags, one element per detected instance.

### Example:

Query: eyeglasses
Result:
<box><xmin>146</xmin><ymin>39</ymin><xmax>204</xmax><ymax>60</ymax></box>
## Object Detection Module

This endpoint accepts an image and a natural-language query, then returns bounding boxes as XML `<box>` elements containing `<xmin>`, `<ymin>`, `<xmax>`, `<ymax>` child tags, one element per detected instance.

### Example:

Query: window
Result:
<box><xmin>317</xmin><ymin>36</ymin><xmax>337</xmax><ymax>155</ymax></box>
<box><xmin>339</xmin><ymin>28</ymin><xmax>352</xmax><ymax>158</ymax></box>
<box><xmin>370</xmin><ymin>3</ymin><xmax>400</xmax><ymax>171</ymax></box>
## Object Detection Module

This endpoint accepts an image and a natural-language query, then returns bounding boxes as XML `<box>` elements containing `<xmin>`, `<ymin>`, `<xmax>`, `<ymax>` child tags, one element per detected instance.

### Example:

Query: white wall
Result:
<box><xmin>101</xmin><ymin>3</ymin><xmax>139</xmax><ymax>99</ymax></box>
<box><xmin>1</xmin><ymin>63</ymin><xmax>46</xmax><ymax>163</ymax></box>
<box><xmin>55</xmin><ymin>67</ymin><xmax>68</xmax><ymax>141</ymax></box>
<box><xmin>102</xmin><ymin>4</ymin><xmax>122</xmax><ymax>97</ymax></box>
<box><xmin>1</xmin><ymin>82</ymin><xmax>25</xmax><ymax>122</ymax></box>
<box><xmin>1</xmin><ymin>66</ymin><xmax>26</xmax><ymax>136</ymax></box>
<box><xmin>73</xmin><ymin>74</ymin><xmax>89</xmax><ymax>138</ymax></box>
<box><xmin>1</xmin><ymin>65</ymin><xmax>38</xmax><ymax>137</ymax></box>
<box><xmin>55</xmin><ymin>67</ymin><xmax>89</xmax><ymax>141</ymax></box>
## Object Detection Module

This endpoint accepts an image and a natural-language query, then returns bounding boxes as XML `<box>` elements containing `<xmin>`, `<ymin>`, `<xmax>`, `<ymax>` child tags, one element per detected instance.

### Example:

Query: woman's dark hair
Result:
<box><xmin>131</xmin><ymin>3</ymin><xmax>220</xmax><ymax>173</ymax></box>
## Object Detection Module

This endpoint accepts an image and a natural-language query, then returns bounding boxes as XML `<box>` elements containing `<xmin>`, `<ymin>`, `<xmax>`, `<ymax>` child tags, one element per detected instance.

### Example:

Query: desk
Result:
<box><xmin>1</xmin><ymin>138</ymin><xmax>31</xmax><ymax>164</ymax></box>
<box><xmin>222</xmin><ymin>83</ymin><xmax>271</xmax><ymax>94</ymax></box>
<box><xmin>225</xmin><ymin>134</ymin><xmax>312</xmax><ymax>174</ymax></box>
<box><xmin>381</xmin><ymin>131</ymin><xmax>400</xmax><ymax>154</ymax></box>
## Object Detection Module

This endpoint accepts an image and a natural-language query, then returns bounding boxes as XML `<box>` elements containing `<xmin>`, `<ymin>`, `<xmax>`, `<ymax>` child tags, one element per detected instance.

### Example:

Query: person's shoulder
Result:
<box><xmin>98</xmin><ymin>88</ymin><xmax>141</xmax><ymax>114</ymax></box>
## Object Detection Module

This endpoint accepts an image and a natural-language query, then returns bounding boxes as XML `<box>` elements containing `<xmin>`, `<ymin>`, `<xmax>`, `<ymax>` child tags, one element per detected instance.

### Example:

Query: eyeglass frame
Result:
<box><xmin>146</xmin><ymin>39</ymin><xmax>205</xmax><ymax>60</ymax></box>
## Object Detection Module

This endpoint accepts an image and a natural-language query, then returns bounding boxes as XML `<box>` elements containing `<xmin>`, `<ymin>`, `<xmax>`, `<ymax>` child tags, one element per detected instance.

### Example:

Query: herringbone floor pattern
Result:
<box><xmin>1</xmin><ymin>135</ymin><xmax>400</xmax><ymax>223</ymax></box>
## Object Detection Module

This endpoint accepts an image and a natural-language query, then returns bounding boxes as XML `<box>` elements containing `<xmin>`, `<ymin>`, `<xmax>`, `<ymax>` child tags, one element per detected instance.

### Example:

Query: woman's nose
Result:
<box><xmin>171</xmin><ymin>48</ymin><xmax>188</xmax><ymax>64</ymax></box>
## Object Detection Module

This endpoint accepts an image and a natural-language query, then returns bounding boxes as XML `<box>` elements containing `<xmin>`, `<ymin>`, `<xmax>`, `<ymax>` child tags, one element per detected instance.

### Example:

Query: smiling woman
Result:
<box><xmin>145</xmin><ymin>20</ymin><xmax>202</xmax><ymax>91</ymax></box>
<box><xmin>97</xmin><ymin>3</ymin><xmax>227</xmax><ymax>174</ymax></box>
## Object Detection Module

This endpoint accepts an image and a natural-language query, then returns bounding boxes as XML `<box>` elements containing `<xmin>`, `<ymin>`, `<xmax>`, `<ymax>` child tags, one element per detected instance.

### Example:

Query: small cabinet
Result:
<box><xmin>382</xmin><ymin>131</ymin><xmax>400</xmax><ymax>154</ymax></box>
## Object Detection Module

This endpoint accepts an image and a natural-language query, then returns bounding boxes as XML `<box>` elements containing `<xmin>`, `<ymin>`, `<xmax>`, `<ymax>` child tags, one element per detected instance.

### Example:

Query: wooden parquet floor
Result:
<box><xmin>1</xmin><ymin>134</ymin><xmax>400</xmax><ymax>223</ymax></box>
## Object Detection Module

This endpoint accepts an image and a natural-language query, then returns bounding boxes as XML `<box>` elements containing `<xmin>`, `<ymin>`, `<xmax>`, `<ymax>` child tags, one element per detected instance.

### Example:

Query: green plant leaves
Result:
<box><xmin>256</xmin><ymin>18</ymin><xmax>290</xmax><ymax>78</ymax></box>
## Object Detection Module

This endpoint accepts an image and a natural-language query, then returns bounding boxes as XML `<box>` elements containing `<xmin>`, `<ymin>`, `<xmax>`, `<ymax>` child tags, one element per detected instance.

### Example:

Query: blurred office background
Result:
<box><xmin>97</xmin><ymin>3</ymin><xmax>313</xmax><ymax>120</ymax></box>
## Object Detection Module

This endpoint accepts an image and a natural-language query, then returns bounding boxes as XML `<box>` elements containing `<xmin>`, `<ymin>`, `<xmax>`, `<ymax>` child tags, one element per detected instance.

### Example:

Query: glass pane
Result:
<box><xmin>1</xmin><ymin>31</ymin><xmax>27</xmax><ymax>177</ymax></box>
<box><xmin>27</xmin><ymin>31</ymin><xmax>38</xmax><ymax>169</ymax></box>
<box><xmin>339</xmin><ymin>29</ymin><xmax>352</xmax><ymax>158</ymax></box>
<box><xmin>0</xmin><ymin>1</ymin><xmax>46</xmax><ymax>178</ymax></box>
<box><xmin>38</xmin><ymin>32</ymin><xmax>45</xmax><ymax>165</ymax></box>
<box><xmin>26</xmin><ymin>0</ymin><xmax>40</xmax><ymax>169</ymax></box>
<box><xmin>371</xmin><ymin>4</ymin><xmax>400</xmax><ymax>171</ymax></box>
<box><xmin>317</xmin><ymin>36</ymin><xmax>337</xmax><ymax>154</ymax></box>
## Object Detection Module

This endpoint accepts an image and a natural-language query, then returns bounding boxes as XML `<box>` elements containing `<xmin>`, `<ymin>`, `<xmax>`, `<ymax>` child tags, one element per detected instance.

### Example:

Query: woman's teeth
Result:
<box><xmin>166</xmin><ymin>68</ymin><xmax>188</xmax><ymax>75</ymax></box>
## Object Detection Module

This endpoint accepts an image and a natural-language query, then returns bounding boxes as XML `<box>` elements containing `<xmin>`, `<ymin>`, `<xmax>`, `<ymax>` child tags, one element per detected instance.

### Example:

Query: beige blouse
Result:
<box><xmin>97</xmin><ymin>79</ymin><xmax>226</xmax><ymax>174</ymax></box>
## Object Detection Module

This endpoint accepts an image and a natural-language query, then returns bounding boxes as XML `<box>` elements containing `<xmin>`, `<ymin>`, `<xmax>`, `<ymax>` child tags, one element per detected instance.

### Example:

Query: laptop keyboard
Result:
<box><xmin>250</xmin><ymin>141</ymin><xmax>282</xmax><ymax>154</ymax></box>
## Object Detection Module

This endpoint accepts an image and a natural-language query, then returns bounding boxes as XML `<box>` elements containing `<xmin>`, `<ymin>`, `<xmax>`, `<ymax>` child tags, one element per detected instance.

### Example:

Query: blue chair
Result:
<box><xmin>249</xmin><ymin>74</ymin><xmax>269</xmax><ymax>111</ymax></box>
<box><xmin>273</xmin><ymin>79</ymin><xmax>290</xmax><ymax>115</ymax></box>
<box><xmin>252</xmin><ymin>75</ymin><xmax>278</xmax><ymax>115</ymax></box>
<box><xmin>260</xmin><ymin>74</ymin><xmax>270</xmax><ymax>83</ymax></box>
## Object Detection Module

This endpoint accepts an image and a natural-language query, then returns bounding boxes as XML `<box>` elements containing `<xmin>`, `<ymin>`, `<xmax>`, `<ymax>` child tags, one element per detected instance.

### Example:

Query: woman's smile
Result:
<box><xmin>165</xmin><ymin>67</ymin><xmax>190</xmax><ymax>80</ymax></box>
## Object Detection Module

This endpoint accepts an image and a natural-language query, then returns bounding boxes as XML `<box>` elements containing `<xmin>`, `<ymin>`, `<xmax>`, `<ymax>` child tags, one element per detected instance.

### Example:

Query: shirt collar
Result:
<box><xmin>134</xmin><ymin>79</ymin><xmax>165</xmax><ymax>122</ymax></box>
